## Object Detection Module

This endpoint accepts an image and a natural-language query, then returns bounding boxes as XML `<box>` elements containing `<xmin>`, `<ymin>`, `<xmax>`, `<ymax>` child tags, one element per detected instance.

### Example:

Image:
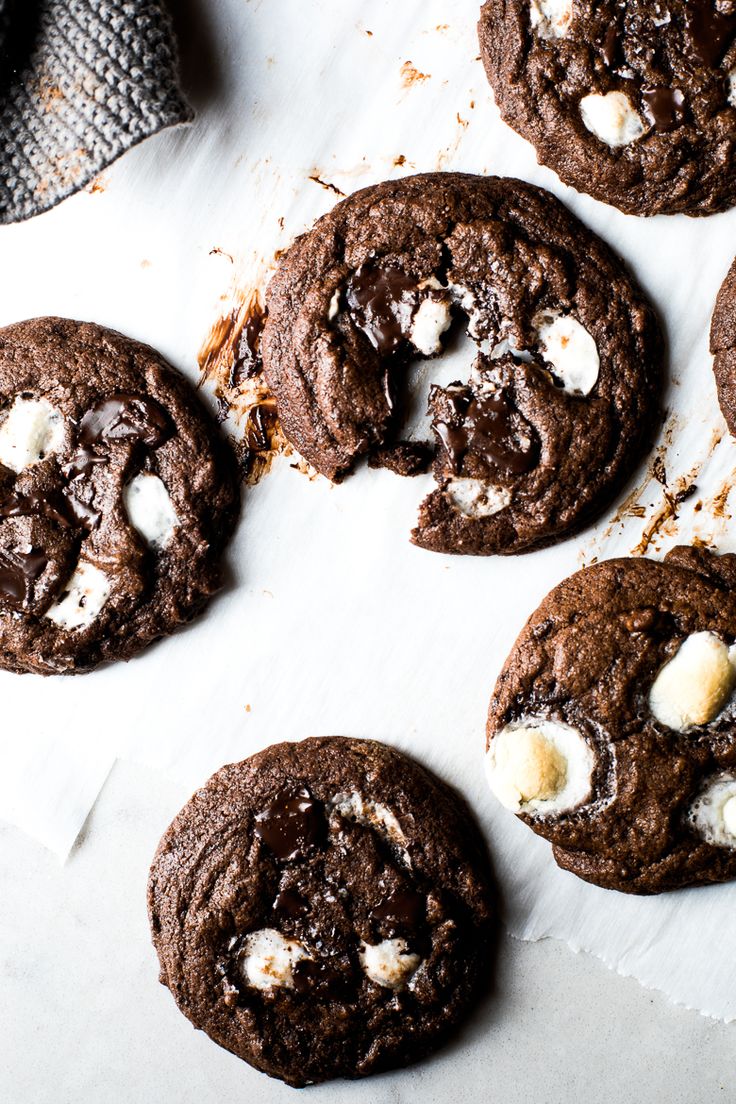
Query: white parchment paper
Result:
<box><xmin>2</xmin><ymin>0</ymin><xmax>736</xmax><ymax>1021</ymax></box>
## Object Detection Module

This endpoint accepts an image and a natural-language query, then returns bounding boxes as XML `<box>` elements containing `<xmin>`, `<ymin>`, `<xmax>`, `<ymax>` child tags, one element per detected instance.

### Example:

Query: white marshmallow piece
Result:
<box><xmin>486</xmin><ymin>718</ymin><xmax>595</xmax><ymax>814</ymax></box>
<box><xmin>327</xmin><ymin>288</ymin><xmax>341</xmax><ymax>321</ymax></box>
<box><xmin>410</xmin><ymin>296</ymin><xmax>453</xmax><ymax>357</ymax></box>
<box><xmin>580</xmin><ymin>91</ymin><xmax>647</xmax><ymax>147</ymax></box>
<box><xmin>330</xmin><ymin>791</ymin><xmax>406</xmax><ymax>846</ymax></box>
<box><xmin>0</xmin><ymin>396</ymin><xmax>65</xmax><ymax>473</ymax></box>
<box><xmin>534</xmin><ymin>311</ymin><xmax>600</xmax><ymax>396</ymax></box>
<box><xmin>445</xmin><ymin>478</ymin><xmax>511</xmax><ymax>519</ymax></box>
<box><xmin>489</xmin><ymin>336</ymin><xmax>533</xmax><ymax>363</ymax></box>
<box><xmin>123</xmin><ymin>473</ymin><xmax>179</xmax><ymax>550</ymax></box>
<box><xmin>725</xmin><ymin>796</ymin><xmax>736</xmax><ymax>836</ymax></box>
<box><xmin>45</xmin><ymin>562</ymin><xmax>111</xmax><ymax>631</ymax></box>
<box><xmin>689</xmin><ymin>776</ymin><xmax>736</xmax><ymax>849</ymax></box>
<box><xmin>530</xmin><ymin>0</ymin><xmax>573</xmax><ymax>38</ymax></box>
<box><xmin>359</xmin><ymin>939</ymin><xmax>421</xmax><ymax>990</ymax></box>
<box><xmin>448</xmin><ymin>282</ymin><xmax>483</xmax><ymax>338</ymax></box>
<box><xmin>240</xmin><ymin>929</ymin><xmax>309</xmax><ymax>991</ymax></box>
<box><xmin>649</xmin><ymin>632</ymin><xmax>736</xmax><ymax>732</ymax></box>
<box><xmin>728</xmin><ymin>71</ymin><xmax>736</xmax><ymax>109</ymax></box>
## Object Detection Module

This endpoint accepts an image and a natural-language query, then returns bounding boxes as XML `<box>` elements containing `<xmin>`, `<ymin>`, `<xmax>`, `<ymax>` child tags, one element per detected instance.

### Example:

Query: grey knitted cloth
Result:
<box><xmin>0</xmin><ymin>0</ymin><xmax>192</xmax><ymax>224</ymax></box>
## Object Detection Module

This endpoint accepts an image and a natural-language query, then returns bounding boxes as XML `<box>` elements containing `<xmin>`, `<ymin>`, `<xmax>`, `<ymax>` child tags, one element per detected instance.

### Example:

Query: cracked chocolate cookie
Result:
<box><xmin>479</xmin><ymin>1</ymin><xmax>736</xmax><ymax>217</ymax></box>
<box><xmin>486</xmin><ymin>545</ymin><xmax>736</xmax><ymax>894</ymax></box>
<box><xmin>262</xmin><ymin>173</ymin><xmax>662</xmax><ymax>555</ymax></box>
<box><xmin>148</xmin><ymin>737</ymin><xmax>495</xmax><ymax>1086</ymax></box>
<box><xmin>711</xmin><ymin>254</ymin><xmax>736</xmax><ymax>431</ymax></box>
<box><xmin>0</xmin><ymin>317</ymin><xmax>239</xmax><ymax>673</ymax></box>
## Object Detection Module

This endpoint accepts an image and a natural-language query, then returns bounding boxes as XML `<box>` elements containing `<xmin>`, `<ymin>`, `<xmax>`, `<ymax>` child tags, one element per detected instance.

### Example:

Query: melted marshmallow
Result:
<box><xmin>0</xmin><ymin>397</ymin><xmax>65</xmax><ymax>473</ymax></box>
<box><xmin>359</xmin><ymin>939</ymin><xmax>421</xmax><ymax>989</ymax></box>
<box><xmin>649</xmin><ymin>632</ymin><xmax>736</xmax><ymax>732</ymax></box>
<box><xmin>45</xmin><ymin>562</ymin><xmax>111</xmax><ymax>631</ymax></box>
<box><xmin>530</xmin><ymin>0</ymin><xmax>573</xmax><ymax>38</ymax></box>
<box><xmin>580</xmin><ymin>91</ymin><xmax>647</xmax><ymax>147</ymax></box>
<box><xmin>486</xmin><ymin>718</ymin><xmax>595</xmax><ymax>814</ymax></box>
<box><xmin>534</xmin><ymin>311</ymin><xmax>600</xmax><ymax>395</ymax></box>
<box><xmin>330</xmin><ymin>791</ymin><xmax>405</xmax><ymax>845</ymax></box>
<box><xmin>445</xmin><ymin>478</ymin><xmax>511</xmax><ymax>519</ymax></box>
<box><xmin>410</xmin><ymin>297</ymin><xmax>453</xmax><ymax>357</ymax></box>
<box><xmin>123</xmin><ymin>473</ymin><xmax>179</xmax><ymax>550</ymax></box>
<box><xmin>689</xmin><ymin>776</ymin><xmax>736</xmax><ymax>849</ymax></box>
<box><xmin>240</xmin><ymin>929</ymin><xmax>310</xmax><ymax>990</ymax></box>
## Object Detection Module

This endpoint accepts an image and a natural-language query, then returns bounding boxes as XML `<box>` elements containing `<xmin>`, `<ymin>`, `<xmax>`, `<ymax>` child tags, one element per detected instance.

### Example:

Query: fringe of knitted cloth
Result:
<box><xmin>0</xmin><ymin>0</ymin><xmax>192</xmax><ymax>224</ymax></box>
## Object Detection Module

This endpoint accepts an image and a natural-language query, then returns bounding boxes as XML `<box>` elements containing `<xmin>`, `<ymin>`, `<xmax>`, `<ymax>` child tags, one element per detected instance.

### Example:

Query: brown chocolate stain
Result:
<box><xmin>580</xmin><ymin>413</ymin><xmax>719</xmax><ymax>566</ymax></box>
<box><xmin>630</xmin><ymin>474</ymin><xmax>699</xmax><ymax>557</ymax></box>
<box><xmin>400</xmin><ymin>61</ymin><xmax>430</xmax><ymax>87</ymax></box>
<box><xmin>85</xmin><ymin>175</ymin><xmax>107</xmax><ymax>195</ymax></box>
<box><xmin>593</xmin><ymin>415</ymin><xmax>684</xmax><ymax>546</ymax></box>
<box><xmin>198</xmin><ymin>289</ymin><xmax>291</xmax><ymax>486</ymax></box>
<box><xmin>627</xmin><ymin>424</ymin><xmax>730</xmax><ymax>556</ymax></box>
<box><xmin>436</xmin><ymin>107</ymin><xmax>476</xmax><ymax>169</ymax></box>
<box><xmin>711</xmin><ymin>482</ymin><xmax>733</xmax><ymax>520</ymax></box>
<box><xmin>209</xmin><ymin>247</ymin><xmax>234</xmax><ymax>264</ymax></box>
<box><xmin>308</xmin><ymin>175</ymin><xmax>346</xmax><ymax>197</ymax></box>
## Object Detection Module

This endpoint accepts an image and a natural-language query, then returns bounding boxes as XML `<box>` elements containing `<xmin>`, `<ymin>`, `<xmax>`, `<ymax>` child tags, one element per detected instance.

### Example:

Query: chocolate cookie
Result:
<box><xmin>711</xmin><ymin>254</ymin><xmax>736</xmax><ymax>431</ymax></box>
<box><xmin>486</xmin><ymin>545</ymin><xmax>736</xmax><ymax>894</ymax></box>
<box><xmin>148</xmin><ymin>737</ymin><xmax>495</xmax><ymax>1086</ymax></box>
<box><xmin>262</xmin><ymin>173</ymin><xmax>662</xmax><ymax>555</ymax></box>
<box><xmin>479</xmin><ymin>0</ymin><xmax>736</xmax><ymax>217</ymax></box>
<box><xmin>0</xmin><ymin>317</ymin><xmax>239</xmax><ymax>673</ymax></box>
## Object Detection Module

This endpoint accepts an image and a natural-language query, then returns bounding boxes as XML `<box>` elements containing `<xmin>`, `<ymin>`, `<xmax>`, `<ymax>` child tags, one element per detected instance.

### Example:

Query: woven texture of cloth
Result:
<box><xmin>0</xmin><ymin>0</ymin><xmax>192</xmax><ymax>224</ymax></box>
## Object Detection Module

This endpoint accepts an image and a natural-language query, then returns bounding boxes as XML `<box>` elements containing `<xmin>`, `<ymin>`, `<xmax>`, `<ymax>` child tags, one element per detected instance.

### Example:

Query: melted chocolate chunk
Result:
<box><xmin>372</xmin><ymin>888</ymin><xmax>425</xmax><ymax>930</ymax></box>
<box><xmin>621</xmin><ymin>607</ymin><xmax>674</xmax><ymax>639</ymax></box>
<box><xmin>686</xmin><ymin>0</ymin><xmax>736</xmax><ymax>66</ymax></box>
<box><xmin>345</xmin><ymin>265</ymin><xmax>419</xmax><ymax>355</ymax></box>
<box><xmin>433</xmin><ymin>385</ymin><xmax>539</xmax><ymax>476</ymax></box>
<box><xmin>601</xmin><ymin>25</ymin><xmax>618</xmax><ymax>68</ymax></box>
<box><xmin>63</xmin><ymin>445</ymin><xmax>108</xmax><ymax>482</ymax></box>
<box><xmin>0</xmin><ymin>487</ymin><xmax>100</xmax><ymax>532</ymax></box>
<box><xmin>0</xmin><ymin>547</ymin><xmax>47</xmax><ymax>607</ymax></box>
<box><xmin>273</xmin><ymin>888</ymin><xmax>308</xmax><ymax>919</ymax></box>
<box><xmin>79</xmin><ymin>394</ymin><xmax>172</xmax><ymax>450</ymax></box>
<box><xmin>255</xmin><ymin>787</ymin><xmax>325</xmax><ymax>861</ymax></box>
<box><xmin>244</xmin><ymin>402</ymin><xmax>279</xmax><ymax>453</ymax></box>
<box><xmin>63</xmin><ymin>494</ymin><xmax>101</xmax><ymax>531</ymax></box>
<box><xmin>642</xmin><ymin>87</ymin><xmax>686</xmax><ymax>131</ymax></box>
<box><xmin>230</xmin><ymin>303</ymin><xmax>267</xmax><ymax>389</ymax></box>
<box><xmin>0</xmin><ymin>489</ymin><xmax>71</xmax><ymax>529</ymax></box>
<box><xmin>292</xmin><ymin>956</ymin><xmax>349</xmax><ymax>996</ymax></box>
